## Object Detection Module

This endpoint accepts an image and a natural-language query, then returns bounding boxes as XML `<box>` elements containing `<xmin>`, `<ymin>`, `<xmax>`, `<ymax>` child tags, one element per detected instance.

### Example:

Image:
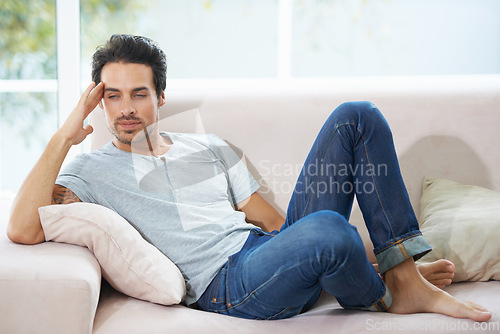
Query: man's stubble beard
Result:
<box><xmin>108</xmin><ymin>113</ymin><xmax>160</xmax><ymax>146</ymax></box>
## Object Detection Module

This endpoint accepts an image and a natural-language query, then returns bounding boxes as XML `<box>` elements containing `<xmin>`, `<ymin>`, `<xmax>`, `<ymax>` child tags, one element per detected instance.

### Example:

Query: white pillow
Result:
<box><xmin>418</xmin><ymin>176</ymin><xmax>500</xmax><ymax>282</ymax></box>
<box><xmin>39</xmin><ymin>203</ymin><xmax>186</xmax><ymax>305</ymax></box>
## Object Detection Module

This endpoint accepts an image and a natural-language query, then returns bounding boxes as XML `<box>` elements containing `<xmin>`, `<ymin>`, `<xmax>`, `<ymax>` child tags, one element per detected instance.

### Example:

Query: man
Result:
<box><xmin>8</xmin><ymin>34</ymin><xmax>491</xmax><ymax>321</ymax></box>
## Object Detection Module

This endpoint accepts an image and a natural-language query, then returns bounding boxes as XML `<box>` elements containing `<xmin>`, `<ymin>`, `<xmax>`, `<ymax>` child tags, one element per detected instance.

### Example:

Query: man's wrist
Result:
<box><xmin>50</xmin><ymin>130</ymin><xmax>75</xmax><ymax>154</ymax></box>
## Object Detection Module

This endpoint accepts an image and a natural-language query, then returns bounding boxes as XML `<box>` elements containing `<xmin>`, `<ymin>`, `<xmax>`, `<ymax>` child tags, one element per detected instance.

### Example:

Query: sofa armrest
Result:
<box><xmin>0</xmin><ymin>236</ymin><xmax>101</xmax><ymax>334</ymax></box>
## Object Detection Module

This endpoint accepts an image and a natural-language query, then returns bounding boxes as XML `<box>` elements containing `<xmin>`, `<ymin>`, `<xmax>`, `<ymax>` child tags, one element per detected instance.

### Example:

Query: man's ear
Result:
<box><xmin>158</xmin><ymin>91</ymin><xmax>166</xmax><ymax>107</ymax></box>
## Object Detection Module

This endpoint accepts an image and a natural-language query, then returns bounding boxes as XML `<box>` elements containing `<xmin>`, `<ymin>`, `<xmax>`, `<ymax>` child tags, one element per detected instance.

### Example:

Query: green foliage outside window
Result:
<box><xmin>0</xmin><ymin>0</ymin><xmax>147</xmax><ymax>145</ymax></box>
<box><xmin>0</xmin><ymin>0</ymin><xmax>57</xmax><ymax>80</ymax></box>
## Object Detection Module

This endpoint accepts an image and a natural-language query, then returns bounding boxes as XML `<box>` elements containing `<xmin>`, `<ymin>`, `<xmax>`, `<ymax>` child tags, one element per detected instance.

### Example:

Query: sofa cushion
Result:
<box><xmin>418</xmin><ymin>176</ymin><xmax>500</xmax><ymax>282</ymax></box>
<box><xmin>39</xmin><ymin>202</ymin><xmax>186</xmax><ymax>305</ymax></box>
<box><xmin>0</xmin><ymin>238</ymin><xmax>101</xmax><ymax>334</ymax></box>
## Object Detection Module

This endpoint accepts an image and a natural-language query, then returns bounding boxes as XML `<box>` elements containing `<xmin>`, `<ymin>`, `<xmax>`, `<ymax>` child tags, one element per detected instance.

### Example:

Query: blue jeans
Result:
<box><xmin>196</xmin><ymin>101</ymin><xmax>432</xmax><ymax>319</ymax></box>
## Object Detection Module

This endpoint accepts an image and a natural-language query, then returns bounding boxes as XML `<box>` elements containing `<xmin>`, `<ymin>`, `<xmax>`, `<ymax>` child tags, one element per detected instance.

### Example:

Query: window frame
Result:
<box><xmin>1</xmin><ymin>0</ymin><xmax>500</xmax><ymax>197</ymax></box>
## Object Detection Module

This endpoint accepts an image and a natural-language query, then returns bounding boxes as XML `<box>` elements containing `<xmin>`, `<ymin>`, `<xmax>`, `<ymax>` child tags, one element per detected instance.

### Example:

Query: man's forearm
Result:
<box><xmin>7</xmin><ymin>132</ymin><xmax>72</xmax><ymax>244</ymax></box>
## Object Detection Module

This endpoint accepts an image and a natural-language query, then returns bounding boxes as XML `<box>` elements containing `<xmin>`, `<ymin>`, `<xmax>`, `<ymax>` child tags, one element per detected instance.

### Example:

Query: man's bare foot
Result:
<box><xmin>417</xmin><ymin>259</ymin><xmax>455</xmax><ymax>289</ymax></box>
<box><xmin>374</xmin><ymin>259</ymin><xmax>455</xmax><ymax>289</ymax></box>
<box><xmin>385</xmin><ymin>258</ymin><xmax>492</xmax><ymax>322</ymax></box>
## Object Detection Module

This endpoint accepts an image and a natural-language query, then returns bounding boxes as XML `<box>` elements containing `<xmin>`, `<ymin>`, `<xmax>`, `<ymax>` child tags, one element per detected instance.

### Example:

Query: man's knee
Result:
<box><xmin>330</xmin><ymin>101</ymin><xmax>391</xmax><ymax>137</ymax></box>
<box><xmin>333</xmin><ymin>101</ymin><xmax>384</xmax><ymax>123</ymax></box>
<box><xmin>299</xmin><ymin>210</ymin><xmax>362</xmax><ymax>254</ymax></box>
<box><xmin>303</xmin><ymin>210</ymin><xmax>351</xmax><ymax>233</ymax></box>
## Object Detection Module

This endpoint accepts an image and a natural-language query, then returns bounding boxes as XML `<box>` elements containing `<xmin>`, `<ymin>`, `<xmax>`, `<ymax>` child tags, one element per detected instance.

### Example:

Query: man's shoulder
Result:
<box><xmin>64</xmin><ymin>142</ymin><xmax>119</xmax><ymax>169</ymax></box>
<box><xmin>165</xmin><ymin>132</ymin><xmax>226</xmax><ymax>148</ymax></box>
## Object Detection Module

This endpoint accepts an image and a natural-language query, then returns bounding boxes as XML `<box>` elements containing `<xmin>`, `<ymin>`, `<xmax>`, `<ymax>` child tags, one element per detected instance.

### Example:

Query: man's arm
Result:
<box><xmin>51</xmin><ymin>184</ymin><xmax>82</xmax><ymax>205</ymax></box>
<box><xmin>238</xmin><ymin>192</ymin><xmax>285</xmax><ymax>232</ymax></box>
<box><xmin>7</xmin><ymin>82</ymin><xmax>103</xmax><ymax>245</ymax></box>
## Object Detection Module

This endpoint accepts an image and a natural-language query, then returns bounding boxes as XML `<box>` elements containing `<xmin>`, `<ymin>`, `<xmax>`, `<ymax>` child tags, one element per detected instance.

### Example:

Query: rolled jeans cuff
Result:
<box><xmin>341</xmin><ymin>281</ymin><xmax>393</xmax><ymax>312</ymax></box>
<box><xmin>367</xmin><ymin>284</ymin><xmax>392</xmax><ymax>312</ymax></box>
<box><xmin>375</xmin><ymin>232</ymin><xmax>432</xmax><ymax>274</ymax></box>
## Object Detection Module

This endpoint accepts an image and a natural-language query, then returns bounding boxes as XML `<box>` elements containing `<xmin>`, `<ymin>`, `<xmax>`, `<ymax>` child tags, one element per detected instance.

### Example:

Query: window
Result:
<box><xmin>0</xmin><ymin>0</ymin><xmax>57</xmax><ymax>198</ymax></box>
<box><xmin>291</xmin><ymin>0</ymin><xmax>500</xmax><ymax>76</ymax></box>
<box><xmin>80</xmin><ymin>0</ymin><xmax>279</xmax><ymax>79</ymax></box>
<box><xmin>1</xmin><ymin>0</ymin><xmax>500</xmax><ymax>197</ymax></box>
<box><xmin>79</xmin><ymin>0</ymin><xmax>500</xmax><ymax>80</ymax></box>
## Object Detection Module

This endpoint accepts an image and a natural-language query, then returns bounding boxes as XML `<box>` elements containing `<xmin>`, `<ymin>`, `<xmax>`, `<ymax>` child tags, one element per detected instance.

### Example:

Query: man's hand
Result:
<box><xmin>55</xmin><ymin>82</ymin><xmax>104</xmax><ymax>146</ymax></box>
<box><xmin>7</xmin><ymin>82</ymin><xmax>103</xmax><ymax>245</ymax></box>
<box><xmin>238</xmin><ymin>192</ymin><xmax>285</xmax><ymax>232</ymax></box>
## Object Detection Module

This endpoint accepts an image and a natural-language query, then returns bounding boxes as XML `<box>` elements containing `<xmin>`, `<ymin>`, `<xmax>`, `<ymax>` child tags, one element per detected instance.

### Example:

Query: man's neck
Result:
<box><xmin>113</xmin><ymin>131</ymin><xmax>172</xmax><ymax>156</ymax></box>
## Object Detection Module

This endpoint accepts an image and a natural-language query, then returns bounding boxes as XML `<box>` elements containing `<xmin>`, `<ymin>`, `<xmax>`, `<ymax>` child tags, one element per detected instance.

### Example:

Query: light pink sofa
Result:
<box><xmin>1</xmin><ymin>76</ymin><xmax>499</xmax><ymax>333</ymax></box>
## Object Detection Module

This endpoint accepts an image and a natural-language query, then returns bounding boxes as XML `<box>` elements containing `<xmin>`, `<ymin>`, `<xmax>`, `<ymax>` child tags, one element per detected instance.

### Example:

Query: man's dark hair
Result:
<box><xmin>91</xmin><ymin>34</ymin><xmax>167</xmax><ymax>98</ymax></box>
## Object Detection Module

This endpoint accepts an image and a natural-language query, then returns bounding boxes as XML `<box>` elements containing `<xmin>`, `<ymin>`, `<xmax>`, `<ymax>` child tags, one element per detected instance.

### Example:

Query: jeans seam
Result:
<box><xmin>210</xmin><ymin>268</ymin><xmax>224</xmax><ymax>304</ymax></box>
<box><xmin>375</xmin><ymin>284</ymin><xmax>389</xmax><ymax>311</ymax></box>
<box><xmin>374</xmin><ymin>231</ymin><xmax>423</xmax><ymax>255</ymax></box>
<box><xmin>300</xmin><ymin>123</ymin><xmax>344</xmax><ymax>219</ymax></box>
<box><xmin>358</xmin><ymin>126</ymin><xmax>398</xmax><ymax>240</ymax></box>
<box><xmin>266</xmin><ymin>307</ymin><xmax>298</xmax><ymax>320</ymax></box>
<box><xmin>225</xmin><ymin>256</ymin><xmax>234</xmax><ymax>309</ymax></box>
<box><xmin>227</xmin><ymin>255</ymin><xmax>333</xmax><ymax>312</ymax></box>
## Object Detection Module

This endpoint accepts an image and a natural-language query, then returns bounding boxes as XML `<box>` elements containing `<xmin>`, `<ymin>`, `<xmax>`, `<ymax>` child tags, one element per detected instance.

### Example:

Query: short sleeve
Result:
<box><xmin>206</xmin><ymin>134</ymin><xmax>260</xmax><ymax>205</ymax></box>
<box><xmin>55</xmin><ymin>155</ymin><xmax>97</xmax><ymax>204</ymax></box>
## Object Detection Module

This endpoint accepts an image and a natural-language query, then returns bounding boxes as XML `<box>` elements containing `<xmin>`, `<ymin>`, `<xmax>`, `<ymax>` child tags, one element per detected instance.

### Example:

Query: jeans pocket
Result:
<box><xmin>197</xmin><ymin>265</ymin><xmax>228</xmax><ymax>313</ymax></box>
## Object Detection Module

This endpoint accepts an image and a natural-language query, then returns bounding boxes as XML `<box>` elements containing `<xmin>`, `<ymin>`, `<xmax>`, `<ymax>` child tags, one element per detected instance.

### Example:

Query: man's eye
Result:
<box><xmin>135</xmin><ymin>94</ymin><xmax>146</xmax><ymax>98</ymax></box>
<box><xmin>108</xmin><ymin>95</ymin><xmax>118</xmax><ymax>99</ymax></box>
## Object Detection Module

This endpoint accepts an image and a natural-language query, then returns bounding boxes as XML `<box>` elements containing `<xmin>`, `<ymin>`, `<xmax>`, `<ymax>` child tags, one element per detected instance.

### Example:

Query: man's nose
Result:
<box><xmin>121</xmin><ymin>97</ymin><xmax>136</xmax><ymax>116</ymax></box>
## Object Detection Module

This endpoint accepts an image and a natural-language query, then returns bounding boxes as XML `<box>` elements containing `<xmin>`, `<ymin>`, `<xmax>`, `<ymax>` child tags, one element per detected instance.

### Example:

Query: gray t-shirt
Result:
<box><xmin>56</xmin><ymin>132</ymin><xmax>260</xmax><ymax>305</ymax></box>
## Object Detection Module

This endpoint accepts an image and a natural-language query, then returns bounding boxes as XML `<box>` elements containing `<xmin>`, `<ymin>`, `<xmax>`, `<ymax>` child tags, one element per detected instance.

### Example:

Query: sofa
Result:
<box><xmin>1</xmin><ymin>75</ymin><xmax>500</xmax><ymax>333</ymax></box>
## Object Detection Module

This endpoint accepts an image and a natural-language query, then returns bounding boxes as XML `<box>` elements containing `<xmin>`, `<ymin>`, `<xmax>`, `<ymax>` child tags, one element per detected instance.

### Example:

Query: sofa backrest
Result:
<box><xmin>89</xmin><ymin>76</ymin><xmax>500</xmax><ymax>259</ymax></box>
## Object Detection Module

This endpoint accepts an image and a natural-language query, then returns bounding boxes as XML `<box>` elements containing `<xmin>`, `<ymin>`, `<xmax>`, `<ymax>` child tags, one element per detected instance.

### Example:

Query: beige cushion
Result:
<box><xmin>39</xmin><ymin>202</ymin><xmax>186</xmax><ymax>305</ymax></box>
<box><xmin>418</xmin><ymin>176</ymin><xmax>500</xmax><ymax>282</ymax></box>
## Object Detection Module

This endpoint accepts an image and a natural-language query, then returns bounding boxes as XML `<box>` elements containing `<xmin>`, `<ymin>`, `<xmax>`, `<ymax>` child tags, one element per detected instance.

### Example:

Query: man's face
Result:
<box><xmin>99</xmin><ymin>62</ymin><xmax>165</xmax><ymax>151</ymax></box>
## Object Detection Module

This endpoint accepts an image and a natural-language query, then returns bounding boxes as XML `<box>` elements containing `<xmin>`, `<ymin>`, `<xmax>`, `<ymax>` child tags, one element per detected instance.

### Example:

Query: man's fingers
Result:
<box><xmin>87</xmin><ymin>82</ymin><xmax>104</xmax><ymax>106</ymax></box>
<box><xmin>78</xmin><ymin>82</ymin><xmax>97</xmax><ymax>106</ymax></box>
<box><xmin>83</xmin><ymin>82</ymin><xmax>104</xmax><ymax>117</ymax></box>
